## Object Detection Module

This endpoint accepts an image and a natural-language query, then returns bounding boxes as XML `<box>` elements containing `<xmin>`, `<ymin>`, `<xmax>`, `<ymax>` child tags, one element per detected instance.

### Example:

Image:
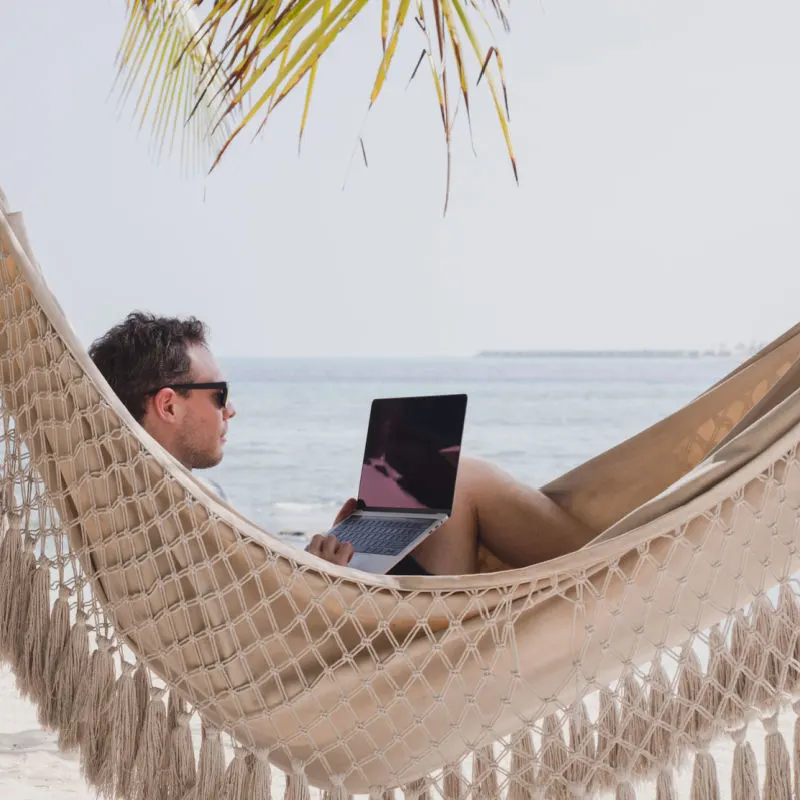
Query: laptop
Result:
<box><xmin>331</xmin><ymin>394</ymin><xmax>468</xmax><ymax>573</ymax></box>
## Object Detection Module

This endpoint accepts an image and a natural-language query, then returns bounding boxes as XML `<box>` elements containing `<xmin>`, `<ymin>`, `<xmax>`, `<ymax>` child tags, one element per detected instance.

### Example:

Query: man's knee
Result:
<box><xmin>452</xmin><ymin>456</ymin><xmax>500</xmax><ymax>527</ymax></box>
<box><xmin>456</xmin><ymin>455</ymin><xmax>490</xmax><ymax>484</ymax></box>
<box><xmin>456</xmin><ymin>456</ymin><xmax>511</xmax><ymax>497</ymax></box>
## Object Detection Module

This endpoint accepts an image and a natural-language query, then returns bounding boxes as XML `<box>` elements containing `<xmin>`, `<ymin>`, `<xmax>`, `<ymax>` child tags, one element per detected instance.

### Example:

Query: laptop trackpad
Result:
<box><xmin>348</xmin><ymin>553</ymin><xmax>401</xmax><ymax>574</ymax></box>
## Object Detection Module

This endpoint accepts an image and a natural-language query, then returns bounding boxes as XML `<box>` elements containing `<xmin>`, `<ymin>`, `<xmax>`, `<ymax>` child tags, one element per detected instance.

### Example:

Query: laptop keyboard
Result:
<box><xmin>332</xmin><ymin>515</ymin><xmax>435</xmax><ymax>556</ymax></box>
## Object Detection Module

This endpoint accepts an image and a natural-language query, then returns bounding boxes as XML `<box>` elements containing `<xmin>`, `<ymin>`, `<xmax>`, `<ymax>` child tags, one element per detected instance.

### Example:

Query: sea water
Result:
<box><xmin>208</xmin><ymin>355</ymin><xmax>741</xmax><ymax>538</ymax></box>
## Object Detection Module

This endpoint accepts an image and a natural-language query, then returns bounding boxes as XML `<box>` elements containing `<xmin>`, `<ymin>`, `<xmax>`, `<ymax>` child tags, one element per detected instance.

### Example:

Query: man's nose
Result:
<box><xmin>224</xmin><ymin>402</ymin><xmax>236</xmax><ymax>419</ymax></box>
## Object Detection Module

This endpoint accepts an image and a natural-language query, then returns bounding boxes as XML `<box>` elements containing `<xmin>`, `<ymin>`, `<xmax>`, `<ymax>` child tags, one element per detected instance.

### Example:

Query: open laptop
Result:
<box><xmin>331</xmin><ymin>394</ymin><xmax>468</xmax><ymax>573</ymax></box>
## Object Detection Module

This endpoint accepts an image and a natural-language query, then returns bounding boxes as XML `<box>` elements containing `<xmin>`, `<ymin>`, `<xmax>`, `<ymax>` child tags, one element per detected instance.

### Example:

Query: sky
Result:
<box><xmin>2</xmin><ymin>0</ymin><xmax>800</xmax><ymax>357</ymax></box>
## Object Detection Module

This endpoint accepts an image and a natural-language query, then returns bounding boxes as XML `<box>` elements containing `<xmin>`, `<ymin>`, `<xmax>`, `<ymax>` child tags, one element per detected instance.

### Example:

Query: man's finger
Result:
<box><xmin>306</xmin><ymin>534</ymin><xmax>354</xmax><ymax>567</ymax></box>
<box><xmin>321</xmin><ymin>534</ymin><xmax>340</xmax><ymax>559</ymax></box>
<box><xmin>333</xmin><ymin>498</ymin><xmax>358</xmax><ymax>526</ymax></box>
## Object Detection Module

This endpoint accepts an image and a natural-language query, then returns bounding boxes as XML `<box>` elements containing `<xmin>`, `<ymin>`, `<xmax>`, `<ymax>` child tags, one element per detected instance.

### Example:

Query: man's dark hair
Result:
<box><xmin>89</xmin><ymin>312</ymin><xmax>209</xmax><ymax>423</ymax></box>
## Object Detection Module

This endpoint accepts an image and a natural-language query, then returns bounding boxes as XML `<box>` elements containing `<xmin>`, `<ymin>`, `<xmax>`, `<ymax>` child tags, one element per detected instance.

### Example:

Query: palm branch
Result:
<box><xmin>119</xmin><ymin>0</ymin><xmax>516</xmax><ymax>202</ymax></box>
<box><xmin>117</xmin><ymin>1</ymin><xmax>232</xmax><ymax>172</ymax></box>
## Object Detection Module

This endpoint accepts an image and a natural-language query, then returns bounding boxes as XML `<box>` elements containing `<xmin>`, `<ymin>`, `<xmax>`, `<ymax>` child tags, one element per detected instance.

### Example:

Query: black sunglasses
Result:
<box><xmin>149</xmin><ymin>381</ymin><xmax>229</xmax><ymax>409</ymax></box>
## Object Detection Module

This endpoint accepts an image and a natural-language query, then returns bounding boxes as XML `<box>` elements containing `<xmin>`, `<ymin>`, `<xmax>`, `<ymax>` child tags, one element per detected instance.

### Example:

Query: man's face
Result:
<box><xmin>172</xmin><ymin>344</ymin><xmax>235</xmax><ymax>469</ymax></box>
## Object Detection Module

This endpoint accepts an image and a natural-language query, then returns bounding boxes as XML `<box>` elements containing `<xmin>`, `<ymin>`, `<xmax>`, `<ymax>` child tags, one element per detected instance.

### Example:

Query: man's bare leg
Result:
<box><xmin>409</xmin><ymin>457</ymin><xmax>596</xmax><ymax>575</ymax></box>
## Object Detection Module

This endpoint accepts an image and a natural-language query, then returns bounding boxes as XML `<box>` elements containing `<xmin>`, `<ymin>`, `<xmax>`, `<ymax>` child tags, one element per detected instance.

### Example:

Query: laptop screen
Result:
<box><xmin>358</xmin><ymin>394</ymin><xmax>467</xmax><ymax>513</ymax></box>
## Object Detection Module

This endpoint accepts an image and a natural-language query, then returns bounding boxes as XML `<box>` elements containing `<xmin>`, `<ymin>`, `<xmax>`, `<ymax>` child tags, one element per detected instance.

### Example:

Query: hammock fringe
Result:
<box><xmin>731</xmin><ymin>728</ymin><xmax>760</xmax><ymax>800</ymax></box>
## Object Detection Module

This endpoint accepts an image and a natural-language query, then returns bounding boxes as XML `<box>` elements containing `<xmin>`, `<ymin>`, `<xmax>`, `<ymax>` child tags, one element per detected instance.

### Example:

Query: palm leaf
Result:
<box><xmin>116</xmin><ymin>0</ymin><xmax>232</xmax><ymax>171</ymax></box>
<box><xmin>298</xmin><ymin>0</ymin><xmax>330</xmax><ymax>151</ymax></box>
<box><xmin>119</xmin><ymin>0</ymin><xmax>514</xmax><ymax>192</ymax></box>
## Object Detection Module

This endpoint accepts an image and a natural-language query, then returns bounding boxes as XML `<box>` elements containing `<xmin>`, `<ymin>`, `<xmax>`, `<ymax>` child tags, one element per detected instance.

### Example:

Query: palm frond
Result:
<box><xmin>119</xmin><ymin>0</ymin><xmax>515</xmax><ymax>194</ymax></box>
<box><xmin>117</xmin><ymin>0</ymin><xmax>232</xmax><ymax>172</ymax></box>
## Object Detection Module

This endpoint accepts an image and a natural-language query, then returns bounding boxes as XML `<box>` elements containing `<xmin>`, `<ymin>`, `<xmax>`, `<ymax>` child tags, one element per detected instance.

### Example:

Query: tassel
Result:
<box><xmin>775</xmin><ymin>584</ymin><xmax>800</xmax><ymax>694</ymax></box>
<box><xmin>649</xmin><ymin>659</ymin><xmax>677</xmax><ymax>769</ymax></box>
<box><xmin>20</xmin><ymin>563</ymin><xmax>50</xmax><ymax>705</ymax></box>
<box><xmin>166</xmin><ymin>687</ymin><xmax>179</xmax><ymax>730</ymax></box>
<box><xmin>709</xmin><ymin>623</ymin><xmax>744</xmax><ymax>729</ymax></box>
<box><xmin>403</xmin><ymin>778</ymin><xmax>428</xmax><ymax>800</ymax></box>
<box><xmin>540</xmin><ymin>714</ymin><xmax>568</xmax><ymax>800</ymax></box>
<box><xmin>731</xmin><ymin>610</ymin><xmax>758</xmax><ymax>711</ymax></box>
<box><xmin>595</xmin><ymin>689</ymin><xmax>621</xmax><ymax>792</ymax></box>
<box><xmin>131</xmin><ymin>687</ymin><xmax>168</xmax><ymax>800</ymax></box>
<box><xmin>703</xmin><ymin>627</ymin><xmax>726</xmax><ymax>723</ymax></box>
<box><xmin>194</xmin><ymin>722</ymin><xmax>226</xmax><ymax>800</ymax></box>
<box><xmin>64</xmin><ymin>626</ymin><xmax>97</xmax><ymax>752</ymax></box>
<box><xmin>794</xmin><ymin>701</ymin><xmax>800</xmax><ymax>800</ymax></box>
<box><xmin>133</xmin><ymin>661</ymin><xmax>150</xmax><ymax>750</ymax></box>
<box><xmin>676</xmin><ymin>646</ymin><xmax>706</xmax><ymax>758</ymax></box>
<box><xmin>246</xmin><ymin>750</ymin><xmax>271</xmax><ymax>800</ymax></box>
<box><xmin>508</xmin><ymin>729</ymin><xmax>535</xmax><ymax>800</ymax></box>
<box><xmin>443</xmin><ymin>762</ymin><xmax>465</xmax><ymax>800</ymax></box>
<box><xmin>762</xmin><ymin>713</ymin><xmax>791</xmax><ymax>800</ymax></box>
<box><xmin>655</xmin><ymin>770</ymin><xmax>676</xmax><ymax>800</ymax></box>
<box><xmin>615</xmin><ymin>782</ymin><xmax>636</xmax><ymax>800</ymax></box>
<box><xmin>322</xmin><ymin>774</ymin><xmax>348</xmax><ymax>800</ymax></box>
<box><xmin>110</xmin><ymin>662</ymin><xmax>139</xmax><ymax>800</ymax></box>
<box><xmin>0</xmin><ymin>513</ymin><xmax>22</xmax><ymax>660</ymax></box>
<box><xmin>619</xmin><ymin>674</ymin><xmax>650</xmax><ymax>779</ymax></box>
<box><xmin>567</xmin><ymin>702</ymin><xmax>594</xmax><ymax>791</ymax></box>
<box><xmin>677</xmin><ymin>645</ymin><xmax>704</xmax><ymax>739</ymax></box>
<box><xmin>285</xmin><ymin>760</ymin><xmax>311</xmax><ymax>800</ymax></box>
<box><xmin>731</xmin><ymin>727</ymin><xmax>760</xmax><ymax>800</ymax></box>
<box><xmin>38</xmin><ymin>588</ymin><xmax>70</xmax><ymax>729</ymax></box>
<box><xmin>81</xmin><ymin>637</ymin><xmax>117</xmax><ymax>793</ymax></box>
<box><xmin>9</xmin><ymin>545</ymin><xmax>36</xmax><ymax>683</ymax></box>
<box><xmin>471</xmin><ymin>744</ymin><xmax>498</xmax><ymax>800</ymax></box>
<box><xmin>690</xmin><ymin>747</ymin><xmax>720</xmax><ymax>800</ymax></box>
<box><xmin>750</xmin><ymin>597</ymin><xmax>780</xmax><ymax>714</ymax></box>
<box><xmin>222</xmin><ymin>749</ymin><xmax>250</xmax><ymax>800</ymax></box>
<box><xmin>162</xmin><ymin>694</ymin><xmax>196</xmax><ymax>800</ymax></box>
<box><xmin>56</xmin><ymin>611</ymin><xmax>89</xmax><ymax>750</ymax></box>
<box><xmin>321</xmin><ymin>783</ymin><xmax>342</xmax><ymax>800</ymax></box>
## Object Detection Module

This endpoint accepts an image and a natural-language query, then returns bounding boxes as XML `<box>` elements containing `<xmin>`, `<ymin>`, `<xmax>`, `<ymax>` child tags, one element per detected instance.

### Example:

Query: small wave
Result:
<box><xmin>272</xmin><ymin>501</ymin><xmax>338</xmax><ymax>514</ymax></box>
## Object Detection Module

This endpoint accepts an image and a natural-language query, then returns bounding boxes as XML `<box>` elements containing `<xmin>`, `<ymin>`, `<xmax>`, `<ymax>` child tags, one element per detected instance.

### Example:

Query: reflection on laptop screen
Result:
<box><xmin>358</xmin><ymin>395</ymin><xmax>467</xmax><ymax>513</ymax></box>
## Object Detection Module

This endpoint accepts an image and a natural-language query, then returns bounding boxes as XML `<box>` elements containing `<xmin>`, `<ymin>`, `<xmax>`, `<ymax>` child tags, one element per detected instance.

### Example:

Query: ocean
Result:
<box><xmin>208</xmin><ymin>355</ymin><xmax>742</xmax><ymax>537</ymax></box>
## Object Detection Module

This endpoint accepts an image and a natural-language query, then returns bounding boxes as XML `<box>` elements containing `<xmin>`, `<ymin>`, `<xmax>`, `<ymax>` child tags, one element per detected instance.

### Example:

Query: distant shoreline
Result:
<box><xmin>475</xmin><ymin>349</ymin><xmax>751</xmax><ymax>359</ymax></box>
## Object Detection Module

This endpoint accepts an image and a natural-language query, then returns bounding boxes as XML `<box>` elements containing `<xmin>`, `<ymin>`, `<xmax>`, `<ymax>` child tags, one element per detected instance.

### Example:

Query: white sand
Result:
<box><xmin>0</xmin><ymin>667</ymin><xmax>90</xmax><ymax>800</ymax></box>
<box><xmin>1</xmin><ymin>664</ymin><xmax>796</xmax><ymax>799</ymax></box>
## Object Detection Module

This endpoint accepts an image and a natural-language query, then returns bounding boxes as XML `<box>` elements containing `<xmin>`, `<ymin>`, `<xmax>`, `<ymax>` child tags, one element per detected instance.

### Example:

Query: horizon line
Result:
<box><xmin>215</xmin><ymin>347</ymin><xmax>756</xmax><ymax>360</ymax></box>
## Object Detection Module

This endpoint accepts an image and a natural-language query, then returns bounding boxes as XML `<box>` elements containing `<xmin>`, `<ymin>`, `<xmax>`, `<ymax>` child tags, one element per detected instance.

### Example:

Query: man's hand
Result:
<box><xmin>333</xmin><ymin>497</ymin><xmax>357</xmax><ymax>525</ymax></box>
<box><xmin>306</xmin><ymin>534</ymin><xmax>354</xmax><ymax>566</ymax></box>
<box><xmin>305</xmin><ymin>498</ymin><xmax>358</xmax><ymax>566</ymax></box>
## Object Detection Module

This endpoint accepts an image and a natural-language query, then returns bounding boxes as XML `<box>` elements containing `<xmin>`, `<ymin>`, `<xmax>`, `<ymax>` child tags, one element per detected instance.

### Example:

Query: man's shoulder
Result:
<box><xmin>196</xmin><ymin>474</ymin><xmax>228</xmax><ymax>502</ymax></box>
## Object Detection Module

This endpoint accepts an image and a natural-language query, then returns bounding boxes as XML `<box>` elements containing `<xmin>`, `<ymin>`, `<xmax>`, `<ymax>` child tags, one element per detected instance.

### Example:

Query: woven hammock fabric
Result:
<box><xmin>4</xmin><ymin>184</ymin><xmax>800</xmax><ymax>799</ymax></box>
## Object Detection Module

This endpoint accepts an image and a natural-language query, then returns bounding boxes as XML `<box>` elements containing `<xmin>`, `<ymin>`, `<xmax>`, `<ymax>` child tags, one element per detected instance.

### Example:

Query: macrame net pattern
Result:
<box><xmin>4</xmin><ymin>190</ymin><xmax>800</xmax><ymax>800</ymax></box>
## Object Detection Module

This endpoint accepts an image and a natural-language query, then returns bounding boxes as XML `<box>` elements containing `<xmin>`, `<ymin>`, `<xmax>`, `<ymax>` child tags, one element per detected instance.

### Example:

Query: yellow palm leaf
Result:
<box><xmin>117</xmin><ymin>0</ymin><xmax>232</xmax><ymax>171</ymax></box>
<box><xmin>119</xmin><ymin>0</ymin><xmax>513</xmax><ymax>191</ymax></box>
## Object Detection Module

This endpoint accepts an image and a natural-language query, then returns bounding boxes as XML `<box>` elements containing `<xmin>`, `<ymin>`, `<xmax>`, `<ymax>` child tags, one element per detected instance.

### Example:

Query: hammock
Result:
<box><xmin>2</xmin><ymin>183</ymin><xmax>800</xmax><ymax>800</ymax></box>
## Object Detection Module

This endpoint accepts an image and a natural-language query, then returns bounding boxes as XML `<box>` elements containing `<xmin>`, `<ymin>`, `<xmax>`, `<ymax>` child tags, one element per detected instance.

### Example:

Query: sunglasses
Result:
<box><xmin>150</xmin><ymin>381</ymin><xmax>229</xmax><ymax>409</ymax></box>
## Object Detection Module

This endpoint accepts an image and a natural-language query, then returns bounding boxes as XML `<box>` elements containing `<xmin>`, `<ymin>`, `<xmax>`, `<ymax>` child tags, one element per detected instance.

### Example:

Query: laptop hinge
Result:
<box><xmin>359</xmin><ymin>508</ymin><xmax>447</xmax><ymax>517</ymax></box>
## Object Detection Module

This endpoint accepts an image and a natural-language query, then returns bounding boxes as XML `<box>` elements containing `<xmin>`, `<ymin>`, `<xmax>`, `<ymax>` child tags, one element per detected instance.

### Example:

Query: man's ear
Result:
<box><xmin>149</xmin><ymin>388</ymin><xmax>180</xmax><ymax>423</ymax></box>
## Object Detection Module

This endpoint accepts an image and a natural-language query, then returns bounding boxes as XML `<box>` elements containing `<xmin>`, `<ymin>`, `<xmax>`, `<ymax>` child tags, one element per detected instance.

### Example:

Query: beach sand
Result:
<box><xmin>0</xmin><ymin>666</ymin><xmax>90</xmax><ymax>800</ymax></box>
<box><xmin>1</xmin><ymin>665</ymin><xmax>796</xmax><ymax>799</ymax></box>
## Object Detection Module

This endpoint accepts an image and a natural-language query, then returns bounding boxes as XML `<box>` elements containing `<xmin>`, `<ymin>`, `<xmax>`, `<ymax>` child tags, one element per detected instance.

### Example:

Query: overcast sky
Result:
<box><xmin>2</xmin><ymin>0</ymin><xmax>800</xmax><ymax>357</ymax></box>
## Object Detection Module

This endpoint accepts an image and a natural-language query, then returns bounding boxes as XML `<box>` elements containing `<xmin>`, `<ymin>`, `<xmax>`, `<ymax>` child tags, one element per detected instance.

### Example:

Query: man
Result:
<box><xmin>90</xmin><ymin>312</ymin><xmax>595</xmax><ymax>576</ymax></box>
